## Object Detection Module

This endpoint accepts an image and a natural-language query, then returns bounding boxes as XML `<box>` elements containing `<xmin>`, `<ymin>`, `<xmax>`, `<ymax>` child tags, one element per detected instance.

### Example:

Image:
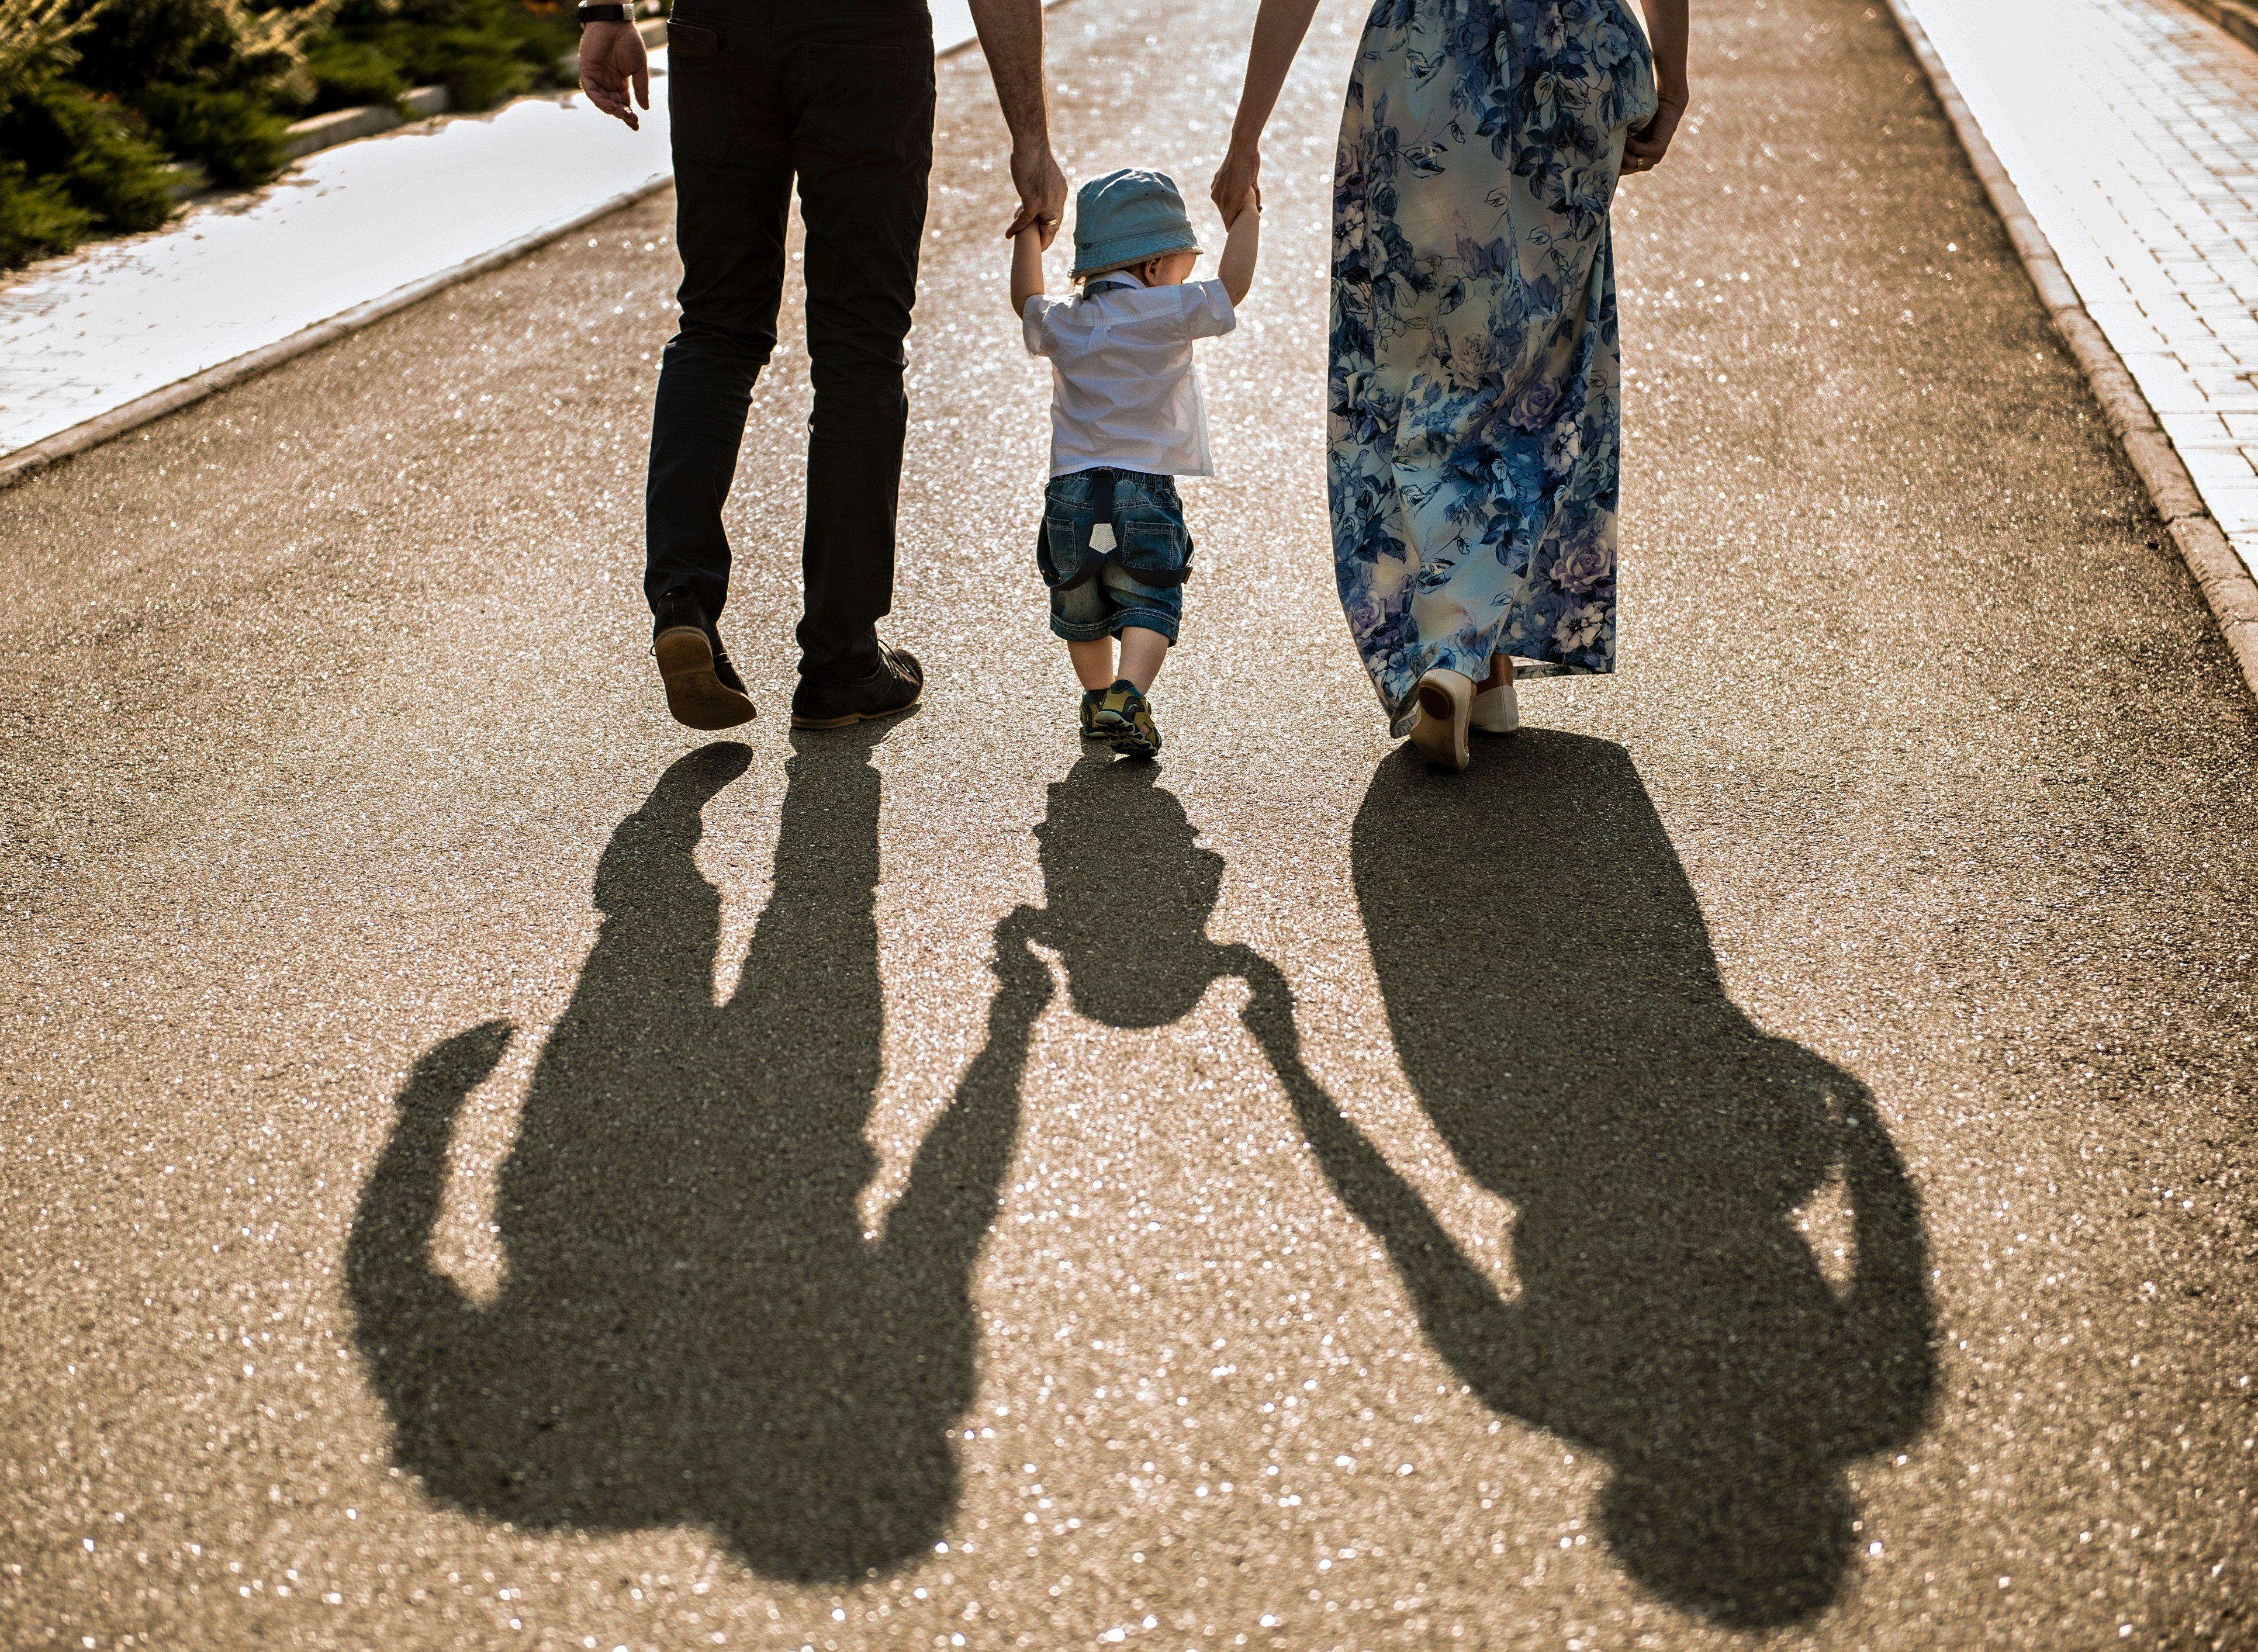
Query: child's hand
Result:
<box><xmin>1219</xmin><ymin>179</ymin><xmax>1261</xmax><ymax>306</ymax></box>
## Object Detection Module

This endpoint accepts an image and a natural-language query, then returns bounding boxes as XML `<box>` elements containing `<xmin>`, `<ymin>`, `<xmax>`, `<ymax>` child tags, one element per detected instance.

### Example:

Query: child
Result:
<box><xmin>1012</xmin><ymin>168</ymin><xmax>1260</xmax><ymax>757</ymax></box>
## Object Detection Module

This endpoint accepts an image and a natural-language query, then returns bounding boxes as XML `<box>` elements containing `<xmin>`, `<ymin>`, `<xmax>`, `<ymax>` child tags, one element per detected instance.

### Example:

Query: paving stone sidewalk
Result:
<box><xmin>1902</xmin><ymin>0</ymin><xmax>2258</xmax><ymax>580</ymax></box>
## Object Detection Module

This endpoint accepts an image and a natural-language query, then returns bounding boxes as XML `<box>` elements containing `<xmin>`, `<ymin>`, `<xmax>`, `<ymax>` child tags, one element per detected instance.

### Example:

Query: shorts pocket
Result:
<box><xmin>1116</xmin><ymin>517</ymin><xmax>1191</xmax><ymax>587</ymax></box>
<box><xmin>1039</xmin><ymin>515</ymin><xmax>1092</xmax><ymax>590</ymax></box>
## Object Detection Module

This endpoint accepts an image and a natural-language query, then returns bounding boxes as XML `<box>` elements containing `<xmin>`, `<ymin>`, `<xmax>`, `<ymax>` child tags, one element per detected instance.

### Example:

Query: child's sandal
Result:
<box><xmin>1093</xmin><ymin>680</ymin><xmax>1161</xmax><ymax>759</ymax></box>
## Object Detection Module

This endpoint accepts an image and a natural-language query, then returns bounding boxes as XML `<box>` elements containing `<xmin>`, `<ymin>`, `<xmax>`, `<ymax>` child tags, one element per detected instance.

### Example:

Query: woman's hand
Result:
<box><xmin>1622</xmin><ymin>87</ymin><xmax>1686</xmax><ymax>175</ymax></box>
<box><xmin>1623</xmin><ymin>0</ymin><xmax>1689</xmax><ymax>176</ymax></box>
<box><xmin>1211</xmin><ymin>144</ymin><xmax>1263</xmax><ymax>227</ymax></box>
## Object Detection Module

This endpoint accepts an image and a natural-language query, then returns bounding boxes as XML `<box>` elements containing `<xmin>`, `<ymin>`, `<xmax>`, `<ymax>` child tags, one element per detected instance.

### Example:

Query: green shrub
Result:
<box><xmin>54</xmin><ymin>91</ymin><xmax>175</xmax><ymax>225</ymax></box>
<box><xmin>0</xmin><ymin>0</ymin><xmax>585</xmax><ymax>268</ymax></box>
<box><xmin>302</xmin><ymin>33</ymin><xmax>404</xmax><ymax>113</ymax></box>
<box><xmin>0</xmin><ymin>157</ymin><xmax>95</xmax><ymax>266</ymax></box>
<box><xmin>0</xmin><ymin>73</ymin><xmax>174</xmax><ymax>230</ymax></box>
<box><xmin>324</xmin><ymin>0</ymin><xmax>574</xmax><ymax>112</ymax></box>
<box><xmin>431</xmin><ymin>28</ymin><xmax>534</xmax><ymax>109</ymax></box>
<box><xmin>67</xmin><ymin>0</ymin><xmax>333</xmax><ymax>108</ymax></box>
<box><xmin>136</xmin><ymin>81</ymin><xmax>288</xmax><ymax>186</ymax></box>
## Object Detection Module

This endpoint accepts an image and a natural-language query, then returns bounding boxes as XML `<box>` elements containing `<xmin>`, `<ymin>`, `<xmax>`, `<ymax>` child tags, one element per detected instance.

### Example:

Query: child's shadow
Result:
<box><xmin>1236</xmin><ymin>733</ymin><xmax>1937</xmax><ymax>1628</ymax></box>
<box><xmin>1000</xmin><ymin>755</ymin><xmax>1265</xmax><ymax>1029</ymax></box>
<box><xmin>347</xmin><ymin>732</ymin><xmax>1049</xmax><ymax>1581</ymax></box>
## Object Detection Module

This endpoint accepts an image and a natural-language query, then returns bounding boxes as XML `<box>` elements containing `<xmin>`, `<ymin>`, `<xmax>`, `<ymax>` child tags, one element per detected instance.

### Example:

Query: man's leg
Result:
<box><xmin>782</xmin><ymin>26</ymin><xmax>935</xmax><ymax>686</ymax></box>
<box><xmin>643</xmin><ymin>46</ymin><xmax>792</xmax><ymax>628</ymax></box>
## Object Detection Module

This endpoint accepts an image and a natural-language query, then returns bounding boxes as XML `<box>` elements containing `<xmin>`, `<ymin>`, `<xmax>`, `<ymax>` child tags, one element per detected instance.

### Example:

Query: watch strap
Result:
<box><xmin>575</xmin><ymin>4</ymin><xmax>630</xmax><ymax>22</ymax></box>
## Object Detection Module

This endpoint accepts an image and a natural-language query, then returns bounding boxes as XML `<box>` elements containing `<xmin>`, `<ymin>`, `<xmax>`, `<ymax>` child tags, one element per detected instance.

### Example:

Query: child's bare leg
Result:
<box><xmin>1068</xmin><ymin>638</ymin><xmax>1116</xmax><ymax>691</ymax></box>
<box><xmin>1116</xmin><ymin>627</ymin><xmax>1170</xmax><ymax>692</ymax></box>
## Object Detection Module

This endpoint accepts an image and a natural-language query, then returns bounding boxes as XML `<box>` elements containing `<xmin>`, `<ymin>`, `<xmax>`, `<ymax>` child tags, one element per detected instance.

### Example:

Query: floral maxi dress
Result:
<box><xmin>1331</xmin><ymin>0</ymin><xmax>1656</xmax><ymax>733</ymax></box>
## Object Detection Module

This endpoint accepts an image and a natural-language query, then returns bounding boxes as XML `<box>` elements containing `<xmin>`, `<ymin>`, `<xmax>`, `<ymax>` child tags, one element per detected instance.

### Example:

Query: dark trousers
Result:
<box><xmin>645</xmin><ymin>5</ymin><xmax>934</xmax><ymax>683</ymax></box>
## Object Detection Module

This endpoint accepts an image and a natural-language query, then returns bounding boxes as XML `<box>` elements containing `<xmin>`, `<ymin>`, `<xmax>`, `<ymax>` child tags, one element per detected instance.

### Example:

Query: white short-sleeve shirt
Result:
<box><xmin>1022</xmin><ymin>273</ymin><xmax>1237</xmax><ymax>478</ymax></box>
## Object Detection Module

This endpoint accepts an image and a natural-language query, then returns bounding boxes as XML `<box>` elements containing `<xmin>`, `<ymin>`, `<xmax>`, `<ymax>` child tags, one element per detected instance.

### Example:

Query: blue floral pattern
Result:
<box><xmin>1331</xmin><ymin>0</ymin><xmax>1655</xmax><ymax>733</ymax></box>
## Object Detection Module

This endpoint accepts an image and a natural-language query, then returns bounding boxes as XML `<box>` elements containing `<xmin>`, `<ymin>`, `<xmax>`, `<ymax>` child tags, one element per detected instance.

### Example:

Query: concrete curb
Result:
<box><xmin>282</xmin><ymin>84</ymin><xmax>453</xmax><ymax>161</ymax></box>
<box><xmin>1883</xmin><ymin>0</ymin><xmax>2258</xmax><ymax>704</ymax></box>
<box><xmin>0</xmin><ymin>174</ymin><xmax>672</xmax><ymax>494</ymax></box>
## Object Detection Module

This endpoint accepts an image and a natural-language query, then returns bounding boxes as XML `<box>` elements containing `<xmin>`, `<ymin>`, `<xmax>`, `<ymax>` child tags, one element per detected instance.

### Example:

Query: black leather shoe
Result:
<box><xmin>789</xmin><ymin>642</ymin><xmax>924</xmax><ymax>729</ymax></box>
<box><xmin>651</xmin><ymin>588</ymin><xmax>756</xmax><ymax>730</ymax></box>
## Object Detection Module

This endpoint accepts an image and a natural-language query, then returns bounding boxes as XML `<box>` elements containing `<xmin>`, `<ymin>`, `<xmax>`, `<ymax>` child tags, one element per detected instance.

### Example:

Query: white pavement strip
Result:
<box><xmin>1901</xmin><ymin>0</ymin><xmax>2258</xmax><ymax>579</ymax></box>
<box><xmin>0</xmin><ymin>4</ymin><xmax>983</xmax><ymax>462</ymax></box>
<box><xmin>0</xmin><ymin>68</ymin><xmax>672</xmax><ymax>459</ymax></box>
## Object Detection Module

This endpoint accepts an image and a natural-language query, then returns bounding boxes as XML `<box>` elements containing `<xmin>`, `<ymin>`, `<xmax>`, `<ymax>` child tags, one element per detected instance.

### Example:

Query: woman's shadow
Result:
<box><xmin>1237</xmin><ymin>732</ymin><xmax>1937</xmax><ymax>1627</ymax></box>
<box><xmin>347</xmin><ymin>731</ymin><xmax>1050</xmax><ymax>1582</ymax></box>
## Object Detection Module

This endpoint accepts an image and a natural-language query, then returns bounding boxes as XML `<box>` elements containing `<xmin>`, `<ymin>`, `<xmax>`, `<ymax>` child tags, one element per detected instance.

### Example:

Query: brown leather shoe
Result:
<box><xmin>652</xmin><ymin>590</ymin><xmax>756</xmax><ymax>730</ymax></box>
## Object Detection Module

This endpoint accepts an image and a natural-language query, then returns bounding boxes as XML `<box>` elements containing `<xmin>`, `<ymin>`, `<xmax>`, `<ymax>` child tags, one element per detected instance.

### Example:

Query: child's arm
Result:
<box><xmin>1218</xmin><ymin>188</ymin><xmax>1260</xmax><ymax>306</ymax></box>
<box><xmin>1010</xmin><ymin>223</ymin><xmax>1046</xmax><ymax>320</ymax></box>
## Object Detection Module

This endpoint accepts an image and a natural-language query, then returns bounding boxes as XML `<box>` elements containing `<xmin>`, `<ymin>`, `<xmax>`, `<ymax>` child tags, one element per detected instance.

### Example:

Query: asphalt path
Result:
<box><xmin>4</xmin><ymin>0</ymin><xmax>2254</xmax><ymax>1647</ymax></box>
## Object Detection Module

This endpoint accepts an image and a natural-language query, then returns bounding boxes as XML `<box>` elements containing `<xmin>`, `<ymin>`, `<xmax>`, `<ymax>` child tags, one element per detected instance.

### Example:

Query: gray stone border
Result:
<box><xmin>287</xmin><ymin>22</ymin><xmax>672</xmax><ymax>165</ymax></box>
<box><xmin>282</xmin><ymin>84</ymin><xmax>455</xmax><ymax>162</ymax></box>
<box><xmin>1883</xmin><ymin>0</ymin><xmax>2258</xmax><ymax>703</ymax></box>
<box><xmin>0</xmin><ymin>174</ymin><xmax>671</xmax><ymax>493</ymax></box>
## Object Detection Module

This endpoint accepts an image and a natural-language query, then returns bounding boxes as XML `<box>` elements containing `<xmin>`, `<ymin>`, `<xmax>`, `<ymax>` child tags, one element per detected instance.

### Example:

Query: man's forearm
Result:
<box><xmin>968</xmin><ymin>0</ymin><xmax>1050</xmax><ymax>150</ymax></box>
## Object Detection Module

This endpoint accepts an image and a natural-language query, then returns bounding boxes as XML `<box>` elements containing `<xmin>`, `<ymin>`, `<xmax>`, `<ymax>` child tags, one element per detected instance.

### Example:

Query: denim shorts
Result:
<box><xmin>1037</xmin><ymin>468</ymin><xmax>1191</xmax><ymax>645</ymax></box>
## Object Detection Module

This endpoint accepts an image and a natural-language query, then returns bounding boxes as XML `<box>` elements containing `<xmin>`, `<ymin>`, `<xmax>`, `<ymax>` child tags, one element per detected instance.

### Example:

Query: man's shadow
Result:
<box><xmin>347</xmin><ymin>732</ymin><xmax>1048</xmax><ymax>1582</ymax></box>
<box><xmin>1238</xmin><ymin>732</ymin><xmax>1937</xmax><ymax>1627</ymax></box>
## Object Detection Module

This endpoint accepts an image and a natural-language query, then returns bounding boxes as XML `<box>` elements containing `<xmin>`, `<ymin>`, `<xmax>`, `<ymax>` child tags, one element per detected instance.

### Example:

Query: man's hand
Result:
<box><xmin>1006</xmin><ymin>143</ymin><xmax>1067</xmax><ymax>247</ymax></box>
<box><xmin>1622</xmin><ymin>86</ymin><xmax>1685</xmax><ymax>176</ymax></box>
<box><xmin>968</xmin><ymin>0</ymin><xmax>1063</xmax><ymax>244</ymax></box>
<box><xmin>1210</xmin><ymin>143</ymin><xmax>1261</xmax><ymax>227</ymax></box>
<box><xmin>579</xmin><ymin>21</ymin><xmax>650</xmax><ymax>130</ymax></box>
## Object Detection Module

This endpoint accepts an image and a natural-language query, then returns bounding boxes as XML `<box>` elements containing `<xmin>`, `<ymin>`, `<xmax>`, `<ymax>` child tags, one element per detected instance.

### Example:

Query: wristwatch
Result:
<box><xmin>575</xmin><ymin>4</ymin><xmax>630</xmax><ymax>22</ymax></box>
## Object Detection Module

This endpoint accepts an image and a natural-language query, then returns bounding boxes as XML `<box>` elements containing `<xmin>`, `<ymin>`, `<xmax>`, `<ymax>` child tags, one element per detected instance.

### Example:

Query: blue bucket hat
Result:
<box><xmin>1071</xmin><ymin>168</ymin><xmax>1202</xmax><ymax>279</ymax></box>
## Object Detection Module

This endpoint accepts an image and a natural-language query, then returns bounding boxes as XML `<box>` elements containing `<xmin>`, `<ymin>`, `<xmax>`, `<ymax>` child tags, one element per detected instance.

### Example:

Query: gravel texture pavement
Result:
<box><xmin>2</xmin><ymin>0</ymin><xmax>2254</xmax><ymax>1647</ymax></box>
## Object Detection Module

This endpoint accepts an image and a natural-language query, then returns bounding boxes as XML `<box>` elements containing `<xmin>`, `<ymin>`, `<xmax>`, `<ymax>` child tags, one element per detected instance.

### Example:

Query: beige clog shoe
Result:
<box><xmin>1407</xmin><ymin>667</ymin><xmax>1475</xmax><ymax>771</ymax></box>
